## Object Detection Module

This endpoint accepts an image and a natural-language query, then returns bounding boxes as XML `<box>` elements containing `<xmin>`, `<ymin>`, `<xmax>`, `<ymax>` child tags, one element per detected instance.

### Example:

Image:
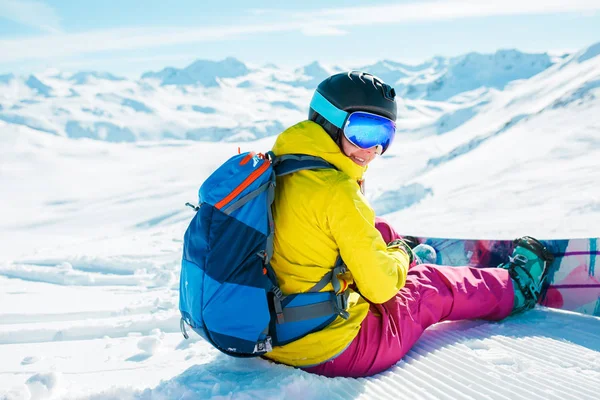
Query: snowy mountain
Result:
<box><xmin>1</xmin><ymin>42</ymin><xmax>600</xmax><ymax>399</ymax></box>
<box><xmin>356</xmin><ymin>59</ymin><xmax>413</xmax><ymax>87</ymax></box>
<box><xmin>281</xmin><ymin>61</ymin><xmax>345</xmax><ymax>88</ymax></box>
<box><xmin>0</xmin><ymin>73</ymin><xmax>15</xmax><ymax>84</ymax></box>
<box><xmin>68</xmin><ymin>71</ymin><xmax>126</xmax><ymax>85</ymax></box>
<box><xmin>0</xmin><ymin>47</ymin><xmax>578</xmax><ymax>144</ymax></box>
<box><xmin>390</xmin><ymin>50</ymin><xmax>557</xmax><ymax>101</ymax></box>
<box><xmin>24</xmin><ymin>75</ymin><xmax>54</xmax><ymax>97</ymax></box>
<box><xmin>141</xmin><ymin>57</ymin><xmax>250</xmax><ymax>86</ymax></box>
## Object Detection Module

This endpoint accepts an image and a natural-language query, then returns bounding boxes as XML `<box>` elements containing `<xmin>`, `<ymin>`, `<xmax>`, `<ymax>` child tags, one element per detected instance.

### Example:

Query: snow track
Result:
<box><xmin>356</xmin><ymin>313</ymin><xmax>600</xmax><ymax>400</ymax></box>
<box><xmin>3</xmin><ymin>308</ymin><xmax>594</xmax><ymax>400</ymax></box>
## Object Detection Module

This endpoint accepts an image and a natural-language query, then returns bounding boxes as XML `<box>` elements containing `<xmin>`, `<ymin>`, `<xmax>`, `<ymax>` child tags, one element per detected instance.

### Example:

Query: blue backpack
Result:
<box><xmin>179</xmin><ymin>151</ymin><xmax>350</xmax><ymax>357</ymax></box>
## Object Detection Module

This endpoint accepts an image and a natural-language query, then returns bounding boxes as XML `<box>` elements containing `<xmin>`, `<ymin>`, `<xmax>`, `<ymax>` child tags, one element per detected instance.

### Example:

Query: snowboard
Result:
<box><xmin>407</xmin><ymin>236</ymin><xmax>600</xmax><ymax>316</ymax></box>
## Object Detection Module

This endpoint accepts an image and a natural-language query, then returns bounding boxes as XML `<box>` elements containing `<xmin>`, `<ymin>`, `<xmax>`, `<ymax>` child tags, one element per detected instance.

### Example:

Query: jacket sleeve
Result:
<box><xmin>326</xmin><ymin>177</ymin><xmax>410</xmax><ymax>304</ymax></box>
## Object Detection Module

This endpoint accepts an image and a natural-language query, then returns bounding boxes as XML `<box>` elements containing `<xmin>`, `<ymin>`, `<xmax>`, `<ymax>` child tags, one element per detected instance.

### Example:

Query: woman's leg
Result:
<box><xmin>378</xmin><ymin>264</ymin><xmax>514</xmax><ymax>367</ymax></box>
<box><xmin>304</xmin><ymin>218</ymin><xmax>514</xmax><ymax>377</ymax></box>
<box><xmin>304</xmin><ymin>264</ymin><xmax>514</xmax><ymax>377</ymax></box>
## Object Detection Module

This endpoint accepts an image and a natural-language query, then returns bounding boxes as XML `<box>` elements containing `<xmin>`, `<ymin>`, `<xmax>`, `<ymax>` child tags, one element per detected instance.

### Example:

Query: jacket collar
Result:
<box><xmin>271</xmin><ymin>120</ymin><xmax>366</xmax><ymax>181</ymax></box>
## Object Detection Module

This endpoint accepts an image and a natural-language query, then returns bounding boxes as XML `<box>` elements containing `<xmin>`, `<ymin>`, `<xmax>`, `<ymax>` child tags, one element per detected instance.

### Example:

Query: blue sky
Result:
<box><xmin>1</xmin><ymin>0</ymin><xmax>600</xmax><ymax>77</ymax></box>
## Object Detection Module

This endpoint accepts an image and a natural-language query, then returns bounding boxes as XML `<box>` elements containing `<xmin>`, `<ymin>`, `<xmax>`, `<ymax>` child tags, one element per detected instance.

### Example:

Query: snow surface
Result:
<box><xmin>1</xmin><ymin>43</ymin><xmax>600</xmax><ymax>399</ymax></box>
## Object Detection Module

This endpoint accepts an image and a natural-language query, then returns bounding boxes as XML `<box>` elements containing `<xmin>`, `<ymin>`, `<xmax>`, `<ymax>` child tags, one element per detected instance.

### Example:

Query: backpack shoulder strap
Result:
<box><xmin>268</xmin><ymin>153</ymin><xmax>336</xmax><ymax>177</ymax></box>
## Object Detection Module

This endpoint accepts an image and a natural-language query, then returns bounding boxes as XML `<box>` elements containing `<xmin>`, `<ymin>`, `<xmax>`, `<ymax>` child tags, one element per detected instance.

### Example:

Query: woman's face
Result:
<box><xmin>340</xmin><ymin>134</ymin><xmax>380</xmax><ymax>167</ymax></box>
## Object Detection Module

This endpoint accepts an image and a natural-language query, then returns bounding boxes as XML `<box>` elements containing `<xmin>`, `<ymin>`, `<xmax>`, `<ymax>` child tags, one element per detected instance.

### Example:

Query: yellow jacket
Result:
<box><xmin>265</xmin><ymin>120</ymin><xmax>410</xmax><ymax>367</ymax></box>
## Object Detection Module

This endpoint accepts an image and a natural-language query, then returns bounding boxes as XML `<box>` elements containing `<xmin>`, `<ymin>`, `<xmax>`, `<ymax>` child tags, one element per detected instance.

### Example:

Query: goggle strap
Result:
<box><xmin>309</xmin><ymin>91</ymin><xmax>348</xmax><ymax>129</ymax></box>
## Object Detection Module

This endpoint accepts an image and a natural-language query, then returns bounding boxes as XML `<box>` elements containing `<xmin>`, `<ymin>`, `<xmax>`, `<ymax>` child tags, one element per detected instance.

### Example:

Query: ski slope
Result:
<box><xmin>1</xmin><ymin>43</ymin><xmax>600</xmax><ymax>399</ymax></box>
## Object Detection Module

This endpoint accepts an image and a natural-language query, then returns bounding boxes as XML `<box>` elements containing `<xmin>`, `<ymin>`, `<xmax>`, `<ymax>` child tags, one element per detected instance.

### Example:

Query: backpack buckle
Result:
<box><xmin>257</xmin><ymin>250</ymin><xmax>268</xmax><ymax>265</ymax></box>
<box><xmin>272</xmin><ymin>291</ymin><xmax>285</xmax><ymax>324</ymax></box>
<box><xmin>265</xmin><ymin>151</ymin><xmax>275</xmax><ymax>162</ymax></box>
<box><xmin>272</xmin><ymin>286</ymin><xmax>283</xmax><ymax>299</ymax></box>
<box><xmin>335</xmin><ymin>291</ymin><xmax>350</xmax><ymax>320</ymax></box>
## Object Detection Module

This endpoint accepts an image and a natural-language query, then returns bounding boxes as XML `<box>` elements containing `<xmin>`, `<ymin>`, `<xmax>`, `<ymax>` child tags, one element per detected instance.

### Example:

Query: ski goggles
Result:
<box><xmin>342</xmin><ymin>111</ymin><xmax>396</xmax><ymax>154</ymax></box>
<box><xmin>310</xmin><ymin>91</ymin><xmax>396</xmax><ymax>154</ymax></box>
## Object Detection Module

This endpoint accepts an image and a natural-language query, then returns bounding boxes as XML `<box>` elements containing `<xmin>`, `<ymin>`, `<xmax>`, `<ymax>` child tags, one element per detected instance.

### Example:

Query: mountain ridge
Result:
<box><xmin>0</xmin><ymin>43</ymin><xmax>598</xmax><ymax>143</ymax></box>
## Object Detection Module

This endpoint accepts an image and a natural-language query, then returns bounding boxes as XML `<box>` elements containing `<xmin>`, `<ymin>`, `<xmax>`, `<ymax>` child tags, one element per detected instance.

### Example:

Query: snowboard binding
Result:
<box><xmin>499</xmin><ymin>236</ymin><xmax>555</xmax><ymax>314</ymax></box>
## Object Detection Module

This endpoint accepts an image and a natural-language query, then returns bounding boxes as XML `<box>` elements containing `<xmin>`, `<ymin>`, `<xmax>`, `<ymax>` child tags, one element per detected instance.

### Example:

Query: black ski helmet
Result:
<box><xmin>308</xmin><ymin>71</ymin><xmax>397</xmax><ymax>145</ymax></box>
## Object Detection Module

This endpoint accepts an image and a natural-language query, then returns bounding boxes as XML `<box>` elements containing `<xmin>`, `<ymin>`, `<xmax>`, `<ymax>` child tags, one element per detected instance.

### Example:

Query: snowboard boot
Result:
<box><xmin>499</xmin><ymin>236</ymin><xmax>555</xmax><ymax>315</ymax></box>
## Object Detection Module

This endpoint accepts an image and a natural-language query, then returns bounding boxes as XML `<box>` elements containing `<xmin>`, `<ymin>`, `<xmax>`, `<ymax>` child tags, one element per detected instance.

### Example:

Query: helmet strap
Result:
<box><xmin>309</xmin><ymin>110</ymin><xmax>342</xmax><ymax>144</ymax></box>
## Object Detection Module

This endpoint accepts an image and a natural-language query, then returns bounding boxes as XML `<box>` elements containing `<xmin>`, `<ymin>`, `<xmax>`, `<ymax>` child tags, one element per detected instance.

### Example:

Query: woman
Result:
<box><xmin>264</xmin><ymin>71</ymin><xmax>553</xmax><ymax>377</ymax></box>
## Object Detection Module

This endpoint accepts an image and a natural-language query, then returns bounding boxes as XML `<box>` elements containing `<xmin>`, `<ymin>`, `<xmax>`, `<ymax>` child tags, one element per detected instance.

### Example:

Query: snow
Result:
<box><xmin>1</xmin><ymin>43</ymin><xmax>600</xmax><ymax>399</ymax></box>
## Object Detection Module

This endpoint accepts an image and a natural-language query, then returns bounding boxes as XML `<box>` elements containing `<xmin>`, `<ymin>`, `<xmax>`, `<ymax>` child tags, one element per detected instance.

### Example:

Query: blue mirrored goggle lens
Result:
<box><xmin>343</xmin><ymin>112</ymin><xmax>396</xmax><ymax>153</ymax></box>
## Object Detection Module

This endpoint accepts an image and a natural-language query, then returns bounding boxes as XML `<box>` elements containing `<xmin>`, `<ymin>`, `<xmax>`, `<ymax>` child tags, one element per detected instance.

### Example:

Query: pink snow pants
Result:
<box><xmin>303</xmin><ymin>217</ymin><xmax>515</xmax><ymax>378</ymax></box>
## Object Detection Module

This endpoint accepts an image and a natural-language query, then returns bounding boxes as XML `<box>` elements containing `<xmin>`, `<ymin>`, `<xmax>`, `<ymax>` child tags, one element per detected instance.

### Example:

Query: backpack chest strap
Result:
<box><xmin>269</xmin><ymin>256</ymin><xmax>350</xmax><ymax>345</ymax></box>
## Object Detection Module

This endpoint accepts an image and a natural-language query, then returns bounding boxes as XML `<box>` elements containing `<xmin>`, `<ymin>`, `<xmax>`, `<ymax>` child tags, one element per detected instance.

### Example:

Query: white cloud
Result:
<box><xmin>0</xmin><ymin>0</ymin><xmax>599</xmax><ymax>63</ymax></box>
<box><xmin>0</xmin><ymin>0</ymin><xmax>62</xmax><ymax>33</ymax></box>
<box><xmin>300</xmin><ymin>25</ymin><xmax>347</xmax><ymax>37</ymax></box>
<box><xmin>0</xmin><ymin>23</ymin><xmax>296</xmax><ymax>63</ymax></box>
<box><xmin>302</xmin><ymin>0</ymin><xmax>600</xmax><ymax>25</ymax></box>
